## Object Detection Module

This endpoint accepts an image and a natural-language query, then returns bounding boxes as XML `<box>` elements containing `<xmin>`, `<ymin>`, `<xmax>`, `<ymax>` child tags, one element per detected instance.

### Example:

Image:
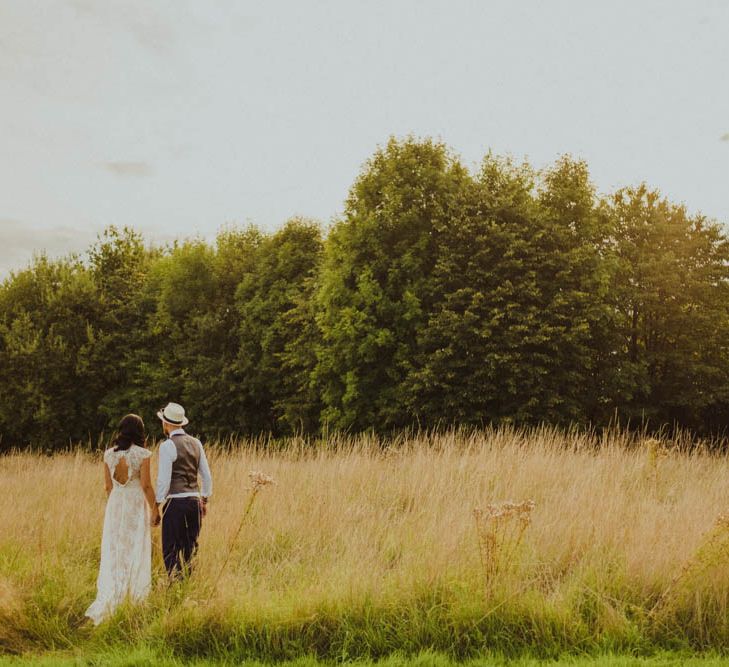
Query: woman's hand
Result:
<box><xmin>151</xmin><ymin>505</ymin><xmax>161</xmax><ymax>527</ymax></box>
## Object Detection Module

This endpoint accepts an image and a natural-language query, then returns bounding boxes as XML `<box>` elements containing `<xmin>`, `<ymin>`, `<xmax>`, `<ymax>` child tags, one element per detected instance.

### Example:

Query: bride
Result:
<box><xmin>85</xmin><ymin>414</ymin><xmax>161</xmax><ymax>625</ymax></box>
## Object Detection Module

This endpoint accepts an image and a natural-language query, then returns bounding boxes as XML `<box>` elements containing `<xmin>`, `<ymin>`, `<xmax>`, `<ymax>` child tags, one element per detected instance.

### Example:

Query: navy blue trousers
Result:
<box><xmin>162</xmin><ymin>497</ymin><xmax>202</xmax><ymax>577</ymax></box>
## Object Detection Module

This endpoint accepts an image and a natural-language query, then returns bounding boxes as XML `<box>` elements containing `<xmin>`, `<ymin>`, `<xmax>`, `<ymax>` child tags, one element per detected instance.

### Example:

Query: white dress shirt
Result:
<box><xmin>155</xmin><ymin>428</ymin><xmax>213</xmax><ymax>504</ymax></box>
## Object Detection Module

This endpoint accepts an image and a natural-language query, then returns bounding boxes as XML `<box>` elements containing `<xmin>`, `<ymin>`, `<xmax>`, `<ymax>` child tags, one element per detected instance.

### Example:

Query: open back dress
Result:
<box><xmin>85</xmin><ymin>444</ymin><xmax>152</xmax><ymax>625</ymax></box>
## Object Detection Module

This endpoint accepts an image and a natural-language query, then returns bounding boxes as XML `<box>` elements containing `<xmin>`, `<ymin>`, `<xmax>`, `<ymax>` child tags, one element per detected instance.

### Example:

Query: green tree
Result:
<box><xmin>315</xmin><ymin>137</ymin><xmax>471</xmax><ymax>431</ymax></box>
<box><xmin>235</xmin><ymin>218</ymin><xmax>324</xmax><ymax>434</ymax></box>
<box><xmin>405</xmin><ymin>155</ymin><xmax>536</xmax><ymax>425</ymax></box>
<box><xmin>77</xmin><ymin>226</ymin><xmax>157</xmax><ymax>431</ymax></box>
<box><xmin>530</xmin><ymin>156</ymin><xmax>616</xmax><ymax>424</ymax></box>
<box><xmin>408</xmin><ymin>155</ymin><xmax>612</xmax><ymax>427</ymax></box>
<box><xmin>607</xmin><ymin>185</ymin><xmax>729</xmax><ymax>429</ymax></box>
<box><xmin>0</xmin><ymin>255</ymin><xmax>98</xmax><ymax>448</ymax></box>
<box><xmin>140</xmin><ymin>228</ymin><xmax>264</xmax><ymax>435</ymax></box>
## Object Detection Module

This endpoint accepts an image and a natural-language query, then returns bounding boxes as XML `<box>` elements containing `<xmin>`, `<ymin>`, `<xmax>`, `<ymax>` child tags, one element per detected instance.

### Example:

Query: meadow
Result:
<box><xmin>2</xmin><ymin>427</ymin><xmax>729</xmax><ymax>664</ymax></box>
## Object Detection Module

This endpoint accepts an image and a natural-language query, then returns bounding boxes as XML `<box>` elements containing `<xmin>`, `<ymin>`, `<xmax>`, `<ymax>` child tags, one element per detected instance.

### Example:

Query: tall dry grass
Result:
<box><xmin>1</xmin><ymin>426</ymin><xmax>729</xmax><ymax>660</ymax></box>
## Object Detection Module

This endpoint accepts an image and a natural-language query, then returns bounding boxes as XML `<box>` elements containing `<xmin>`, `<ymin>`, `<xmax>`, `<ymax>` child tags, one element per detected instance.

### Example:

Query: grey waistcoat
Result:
<box><xmin>169</xmin><ymin>433</ymin><xmax>201</xmax><ymax>495</ymax></box>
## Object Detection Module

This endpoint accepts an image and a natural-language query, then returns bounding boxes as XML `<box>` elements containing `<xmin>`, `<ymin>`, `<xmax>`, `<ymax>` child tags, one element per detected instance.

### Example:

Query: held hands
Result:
<box><xmin>199</xmin><ymin>497</ymin><xmax>208</xmax><ymax>518</ymax></box>
<box><xmin>151</xmin><ymin>505</ymin><xmax>161</xmax><ymax>527</ymax></box>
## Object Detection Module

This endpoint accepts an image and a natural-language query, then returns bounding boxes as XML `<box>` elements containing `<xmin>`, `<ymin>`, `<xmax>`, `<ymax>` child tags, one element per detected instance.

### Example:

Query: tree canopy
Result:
<box><xmin>1</xmin><ymin>138</ymin><xmax>728</xmax><ymax>449</ymax></box>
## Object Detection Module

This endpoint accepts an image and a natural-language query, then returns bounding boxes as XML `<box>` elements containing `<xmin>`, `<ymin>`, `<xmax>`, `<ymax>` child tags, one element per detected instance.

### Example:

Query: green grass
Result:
<box><xmin>2</xmin><ymin>581</ymin><xmax>727</xmax><ymax>665</ymax></box>
<box><xmin>2</xmin><ymin>649</ymin><xmax>729</xmax><ymax>666</ymax></box>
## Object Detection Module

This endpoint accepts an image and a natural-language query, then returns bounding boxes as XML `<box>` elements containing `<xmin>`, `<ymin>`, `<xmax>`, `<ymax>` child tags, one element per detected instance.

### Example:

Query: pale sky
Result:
<box><xmin>1</xmin><ymin>0</ymin><xmax>728</xmax><ymax>276</ymax></box>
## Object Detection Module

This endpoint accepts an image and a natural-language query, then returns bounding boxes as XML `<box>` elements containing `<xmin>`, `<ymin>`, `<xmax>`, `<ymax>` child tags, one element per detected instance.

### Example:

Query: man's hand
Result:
<box><xmin>151</xmin><ymin>506</ymin><xmax>161</xmax><ymax>527</ymax></box>
<box><xmin>199</xmin><ymin>497</ymin><xmax>208</xmax><ymax>518</ymax></box>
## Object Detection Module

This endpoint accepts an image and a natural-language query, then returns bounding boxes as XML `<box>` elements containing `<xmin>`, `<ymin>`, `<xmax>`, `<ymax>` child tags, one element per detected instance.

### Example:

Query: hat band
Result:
<box><xmin>163</xmin><ymin>411</ymin><xmax>184</xmax><ymax>424</ymax></box>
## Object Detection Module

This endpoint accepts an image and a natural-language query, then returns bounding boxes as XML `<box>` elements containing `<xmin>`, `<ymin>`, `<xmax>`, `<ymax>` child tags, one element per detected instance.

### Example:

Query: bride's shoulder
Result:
<box><xmin>130</xmin><ymin>445</ymin><xmax>152</xmax><ymax>459</ymax></box>
<box><xmin>102</xmin><ymin>447</ymin><xmax>118</xmax><ymax>464</ymax></box>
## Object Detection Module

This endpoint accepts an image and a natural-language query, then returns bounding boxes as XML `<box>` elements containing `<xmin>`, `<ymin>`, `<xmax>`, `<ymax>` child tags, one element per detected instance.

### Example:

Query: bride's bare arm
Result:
<box><xmin>140</xmin><ymin>458</ymin><xmax>161</xmax><ymax>526</ymax></box>
<box><xmin>104</xmin><ymin>461</ymin><xmax>112</xmax><ymax>496</ymax></box>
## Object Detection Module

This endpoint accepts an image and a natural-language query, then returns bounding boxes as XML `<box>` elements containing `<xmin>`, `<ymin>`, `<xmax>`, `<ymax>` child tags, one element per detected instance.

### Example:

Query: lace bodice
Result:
<box><xmin>104</xmin><ymin>445</ymin><xmax>152</xmax><ymax>486</ymax></box>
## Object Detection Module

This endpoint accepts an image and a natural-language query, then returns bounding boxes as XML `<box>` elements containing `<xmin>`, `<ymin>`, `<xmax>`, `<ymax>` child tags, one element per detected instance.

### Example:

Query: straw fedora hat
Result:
<box><xmin>157</xmin><ymin>402</ymin><xmax>189</xmax><ymax>427</ymax></box>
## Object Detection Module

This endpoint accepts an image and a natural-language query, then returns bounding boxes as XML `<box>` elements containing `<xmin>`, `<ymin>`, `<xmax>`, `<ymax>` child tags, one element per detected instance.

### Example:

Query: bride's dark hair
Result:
<box><xmin>113</xmin><ymin>414</ymin><xmax>146</xmax><ymax>451</ymax></box>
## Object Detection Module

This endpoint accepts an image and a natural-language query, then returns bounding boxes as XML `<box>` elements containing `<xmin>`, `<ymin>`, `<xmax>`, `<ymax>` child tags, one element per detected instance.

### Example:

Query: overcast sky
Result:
<box><xmin>1</xmin><ymin>0</ymin><xmax>728</xmax><ymax>276</ymax></box>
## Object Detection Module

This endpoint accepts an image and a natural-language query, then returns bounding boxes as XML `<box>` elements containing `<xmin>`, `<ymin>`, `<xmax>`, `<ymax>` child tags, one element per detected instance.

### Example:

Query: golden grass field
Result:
<box><xmin>2</xmin><ymin>427</ymin><xmax>729</xmax><ymax>664</ymax></box>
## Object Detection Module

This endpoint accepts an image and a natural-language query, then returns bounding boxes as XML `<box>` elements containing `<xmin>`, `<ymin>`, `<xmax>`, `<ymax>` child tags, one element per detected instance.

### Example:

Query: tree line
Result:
<box><xmin>2</xmin><ymin>137</ymin><xmax>728</xmax><ymax>449</ymax></box>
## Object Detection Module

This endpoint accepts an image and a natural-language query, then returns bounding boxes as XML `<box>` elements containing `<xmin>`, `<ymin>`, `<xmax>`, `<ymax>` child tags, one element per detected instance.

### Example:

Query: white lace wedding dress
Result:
<box><xmin>85</xmin><ymin>444</ymin><xmax>153</xmax><ymax>625</ymax></box>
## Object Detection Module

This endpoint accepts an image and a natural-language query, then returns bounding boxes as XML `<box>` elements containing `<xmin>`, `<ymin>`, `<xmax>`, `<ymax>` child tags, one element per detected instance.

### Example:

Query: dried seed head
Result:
<box><xmin>248</xmin><ymin>470</ymin><xmax>275</xmax><ymax>490</ymax></box>
<box><xmin>482</xmin><ymin>500</ymin><xmax>535</xmax><ymax>520</ymax></box>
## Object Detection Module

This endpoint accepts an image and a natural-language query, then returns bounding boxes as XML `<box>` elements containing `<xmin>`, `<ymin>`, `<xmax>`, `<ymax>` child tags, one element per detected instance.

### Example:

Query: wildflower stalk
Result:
<box><xmin>473</xmin><ymin>500</ymin><xmax>535</xmax><ymax>600</ymax></box>
<box><xmin>208</xmin><ymin>471</ymin><xmax>275</xmax><ymax>597</ymax></box>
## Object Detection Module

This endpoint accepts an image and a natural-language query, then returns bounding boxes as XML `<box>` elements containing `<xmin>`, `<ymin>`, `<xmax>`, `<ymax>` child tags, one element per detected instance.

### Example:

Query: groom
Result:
<box><xmin>155</xmin><ymin>402</ymin><xmax>213</xmax><ymax>578</ymax></box>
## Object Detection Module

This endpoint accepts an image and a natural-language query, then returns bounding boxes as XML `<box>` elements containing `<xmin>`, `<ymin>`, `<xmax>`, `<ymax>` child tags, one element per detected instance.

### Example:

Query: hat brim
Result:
<box><xmin>157</xmin><ymin>410</ymin><xmax>189</xmax><ymax>427</ymax></box>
